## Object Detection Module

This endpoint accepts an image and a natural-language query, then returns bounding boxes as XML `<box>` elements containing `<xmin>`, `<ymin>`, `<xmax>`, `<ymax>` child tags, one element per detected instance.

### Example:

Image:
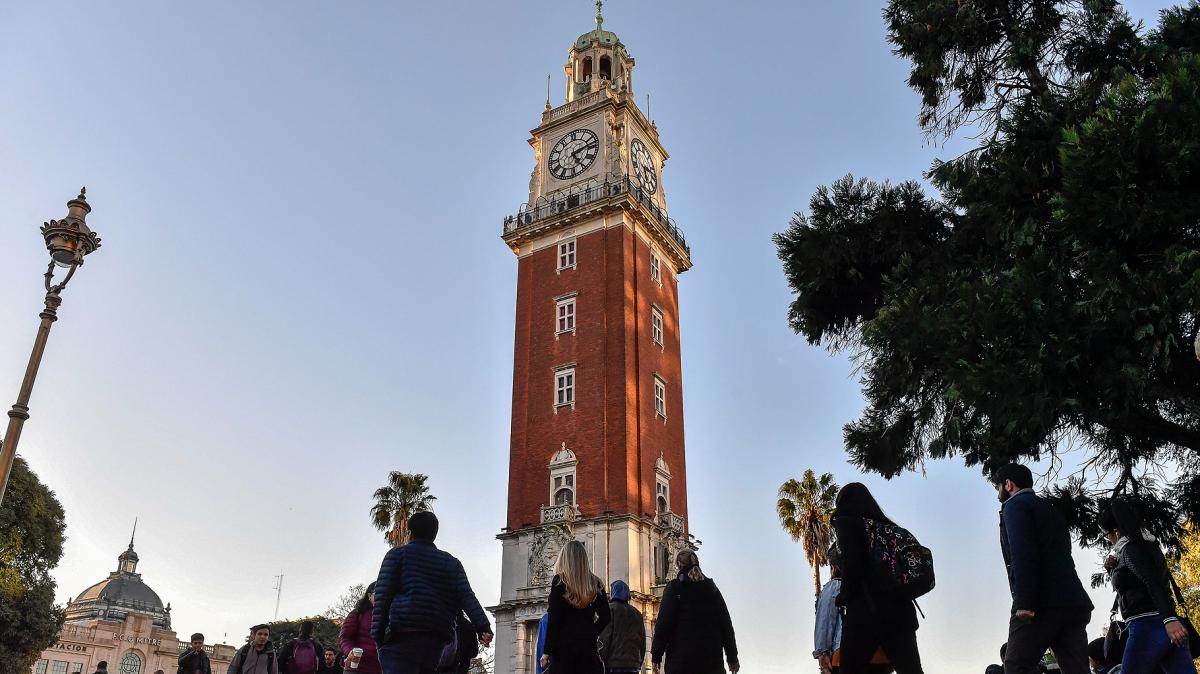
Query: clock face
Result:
<box><xmin>630</xmin><ymin>138</ymin><xmax>658</xmax><ymax>194</ymax></box>
<box><xmin>548</xmin><ymin>128</ymin><xmax>600</xmax><ymax>180</ymax></box>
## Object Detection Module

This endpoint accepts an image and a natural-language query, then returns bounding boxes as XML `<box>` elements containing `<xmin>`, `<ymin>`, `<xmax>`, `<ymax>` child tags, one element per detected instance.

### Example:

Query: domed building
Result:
<box><xmin>31</xmin><ymin>531</ymin><xmax>235</xmax><ymax>674</ymax></box>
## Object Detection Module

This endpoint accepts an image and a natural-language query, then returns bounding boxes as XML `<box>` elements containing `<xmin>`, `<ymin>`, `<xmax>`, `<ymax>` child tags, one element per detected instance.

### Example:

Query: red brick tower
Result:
<box><xmin>490</xmin><ymin>6</ymin><xmax>693</xmax><ymax>673</ymax></box>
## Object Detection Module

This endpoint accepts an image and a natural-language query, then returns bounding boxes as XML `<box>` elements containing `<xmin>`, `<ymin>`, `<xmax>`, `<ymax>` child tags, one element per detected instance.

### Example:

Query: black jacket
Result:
<box><xmin>999</xmin><ymin>490</ymin><xmax>1092</xmax><ymax>612</ymax></box>
<box><xmin>1112</xmin><ymin>539</ymin><xmax>1179</xmax><ymax>622</ymax></box>
<box><xmin>650</xmin><ymin>576</ymin><xmax>738</xmax><ymax>674</ymax></box>
<box><xmin>178</xmin><ymin>649</ymin><xmax>213</xmax><ymax>674</ymax></box>
<box><xmin>278</xmin><ymin>637</ymin><xmax>325</xmax><ymax>674</ymax></box>
<box><xmin>544</xmin><ymin>574</ymin><xmax>611</xmax><ymax>672</ymax></box>
<box><xmin>833</xmin><ymin>514</ymin><xmax>918</xmax><ymax>632</ymax></box>
<box><xmin>598</xmin><ymin>599</ymin><xmax>646</xmax><ymax>671</ymax></box>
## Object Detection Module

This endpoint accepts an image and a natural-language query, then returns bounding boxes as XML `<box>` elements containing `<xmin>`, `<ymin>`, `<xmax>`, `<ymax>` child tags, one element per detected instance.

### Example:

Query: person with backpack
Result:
<box><xmin>340</xmin><ymin>583</ymin><xmax>381</xmax><ymax>673</ymax></box>
<box><xmin>179</xmin><ymin>633</ymin><xmax>213</xmax><ymax>674</ymax></box>
<box><xmin>371</xmin><ymin>511</ymin><xmax>493</xmax><ymax>674</ymax></box>
<box><xmin>1099</xmin><ymin>497</ymin><xmax>1196</xmax><ymax>674</ymax></box>
<box><xmin>650</xmin><ymin>549</ymin><xmax>739</xmax><ymax>674</ymax></box>
<box><xmin>229</xmin><ymin>625</ymin><xmax>281</xmax><ymax>674</ymax></box>
<box><xmin>597</xmin><ymin>579</ymin><xmax>646</xmax><ymax>673</ymax></box>
<box><xmin>831</xmin><ymin>482</ymin><xmax>926</xmax><ymax>674</ymax></box>
<box><xmin>993</xmin><ymin>464</ymin><xmax>1093</xmax><ymax>674</ymax></box>
<box><xmin>541</xmin><ymin>540</ymin><xmax>611</xmax><ymax>674</ymax></box>
<box><xmin>280</xmin><ymin>621</ymin><xmax>326</xmax><ymax>674</ymax></box>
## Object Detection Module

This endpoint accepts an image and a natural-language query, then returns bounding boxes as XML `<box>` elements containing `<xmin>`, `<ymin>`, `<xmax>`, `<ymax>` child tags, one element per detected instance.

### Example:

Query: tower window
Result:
<box><xmin>556</xmin><ymin>367</ymin><xmax>576</xmax><ymax>408</ymax></box>
<box><xmin>581</xmin><ymin>57</ymin><xmax>593</xmax><ymax>82</ymax></box>
<box><xmin>558</xmin><ymin>240</ymin><xmax>576</xmax><ymax>270</ymax></box>
<box><xmin>553</xmin><ymin>474</ymin><xmax>576</xmax><ymax>505</ymax></box>
<box><xmin>654</xmin><ymin>376</ymin><xmax>667</xmax><ymax>419</ymax></box>
<box><xmin>556</xmin><ymin>297</ymin><xmax>576</xmax><ymax>334</ymax></box>
<box><xmin>599</xmin><ymin>56</ymin><xmax>612</xmax><ymax>80</ymax></box>
<box><xmin>650</xmin><ymin>251</ymin><xmax>662</xmax><ymax>283</ymax></box>
<box><xmin>656</xmin><ymin>480</ymin><xmax>670</xmax><ymax>513</ymax></box>
<box><xmin>651</xmin><ymin>307</ymin><xmax>664</xmax><ymax>346</ymax></box>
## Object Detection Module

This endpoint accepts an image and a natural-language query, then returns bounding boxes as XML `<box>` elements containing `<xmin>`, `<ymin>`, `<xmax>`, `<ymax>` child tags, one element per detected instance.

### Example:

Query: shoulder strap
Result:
<box><xmin>1170</xmin><ymin>576</ymin><xmax>1190</xmax><ymax>616</ymax></box>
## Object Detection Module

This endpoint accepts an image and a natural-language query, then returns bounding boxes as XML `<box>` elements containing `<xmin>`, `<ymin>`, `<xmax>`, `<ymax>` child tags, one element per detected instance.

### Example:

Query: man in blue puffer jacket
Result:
<box><xmin>371</xmin><ymin>511</ymin><xmax>493</xmax><ymax>674</ymax></box>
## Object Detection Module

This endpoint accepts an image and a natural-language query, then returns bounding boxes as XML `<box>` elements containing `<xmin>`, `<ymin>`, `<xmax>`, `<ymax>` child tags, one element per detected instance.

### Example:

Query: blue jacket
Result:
<box><xmin>999</xmin><ymin>489</ymin><xmax>1092</xmax><ymax>612</ymax></box>
<box><xmin>371</xmin><ymin>540</ymin><xmax>492</xmax><ymax>643</ymax></box>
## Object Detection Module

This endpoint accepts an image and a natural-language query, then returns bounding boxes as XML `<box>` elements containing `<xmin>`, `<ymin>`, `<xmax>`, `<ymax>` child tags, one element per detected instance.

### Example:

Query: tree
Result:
<box><xmin>1175</xmin><ymin>521</ymin><xmax>1200</xmax><ymax>618</ymax></box>
<box><xmin>0</xmin><ymin>457</ymin><xmax>67</xmax><ymax>673</ymax></box>
<box><xmin>322</xmin><ymin>583</ymin><xmax>366</xmax><ymax>622</ymax></box>
<box><xmin>774</xmin><ymin>1</ymin><xmax>1200</xmax><ymax>541</ymax></box>
<box><xmin>266</xmin><ymin>615</ymin><xmax>341</xmax><ymax>657</ymax></box>
<box><xmin>370</xmin><ymin>472</ymin><xmax>437</xmax><ymax>547</ymax></box>
<box><xmin>777</xmin><ymin>470</ymin><xmax>839</xmax><ymax>597</ymax></box>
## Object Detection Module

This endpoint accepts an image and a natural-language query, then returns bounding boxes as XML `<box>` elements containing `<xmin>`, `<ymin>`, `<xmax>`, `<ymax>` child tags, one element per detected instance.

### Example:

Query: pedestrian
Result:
<box><xmin>597</xmin><ymin>579</ymin><xmax>645</xmax><ymax>673</ymax></box>
<box><xmin>324</xmin><ymin>649</ymin><xmax>343</xmax><ymax>674</ymax></box>
<box><xmin>340</xmin><ymin>582</ymin><xmax>381</xmax><ymax>673</ymax></box>
<box><xmin>1087</xmin><ymin>638</ymin><xmax>1121</xmax><ymax>674</ymax></box>
<box><xmin>650</xmin><ymin>549</ymin><xmax>739</xmax><ymax>674</ymax></box>
<box><xmin>179</xmin><ymin>633</ymin><xmax>213</xmax><ymax>674</ymax></box>
<box><xmin>541</xmin><ymin>540</ymin><xmax>611</xmax><ymax>674</ymax></box>
<box><xmin>91</xmin><ymin>663</ymin><xmax>108</xmax><ymax>674</ymax></box>
<box><xmin>814</xmin><ymin>544</ymin><xmax>843</xmax><ymax>674</ymax></box>
<box><xmin>280</xmin><ymin>620</ymin><xmax>325</xmax><ymax>674</ymax></box>
<box><xmin>229</xmin><ymin>625</ymin><xmax>281</xmax><ymax>674</ymax></box>
<box><xmin>534</xmin><ymin>613</ymin><xmax>548</xmax><ymax>674</ymax></box>
<box><xmin>1100</xmin><ymin>497</ymin><xmax>1196</xmax><ymax>674</ymax></box>
<box><xmin>993</xmin><ymin>464</ymin><xmax>1093</xmax><ymax>674</ymax></box>
<box><xmin>371</xmin><ymin>511</ymin><xmax>493</xmax><ymax>674</ymax></box>
<box><xmin>831</xmin><ymin>482</ymin><xmax>924</xmax><ymax>674</ymax></box>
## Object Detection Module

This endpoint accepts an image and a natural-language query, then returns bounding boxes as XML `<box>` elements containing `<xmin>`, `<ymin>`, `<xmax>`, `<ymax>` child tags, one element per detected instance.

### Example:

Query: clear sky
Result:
<box><xmin>0</xmin><ymin>1</ymin><xmax>1170</xmax><ymax>672</ymax></box>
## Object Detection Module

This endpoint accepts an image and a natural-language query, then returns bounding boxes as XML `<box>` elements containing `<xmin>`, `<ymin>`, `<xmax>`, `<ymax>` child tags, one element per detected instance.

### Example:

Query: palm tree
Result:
<box><xmin>777</xmin><ymin>469</ymin><xmax>839</xmax><ymax>597</ymax></box>
<box><xmin>370</xmin><ymin>472</ymin><xmax>437</xmax><ymax>547</ymax></box>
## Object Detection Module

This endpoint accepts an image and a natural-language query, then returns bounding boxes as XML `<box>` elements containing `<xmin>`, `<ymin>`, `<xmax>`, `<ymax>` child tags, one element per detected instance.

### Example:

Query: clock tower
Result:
<box><xmin>491</xmin><ymin>4</ymin><xmax>694</xmax><ymax>673</ymax></box>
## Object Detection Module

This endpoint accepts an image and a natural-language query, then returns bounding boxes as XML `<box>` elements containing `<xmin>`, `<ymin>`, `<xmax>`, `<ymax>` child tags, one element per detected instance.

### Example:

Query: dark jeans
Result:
<box><xmin>377</xmin><ymin>632</ymin><xmax>444</xmax><ymax>674</ymax></box>
<box><xmin>1121</xmin><ymin>616</ymin><xmax>1198</xmax><ymax>674</ymax></box>
<box><xmin>1003</xmin><ymin>607</ymin><xmax>1090</xmax><ymax>674</ymax></box>
<box><xmin>839</xmin><ymin>620</ymin><xmax>924</xmax><ymax>674</ymax></box>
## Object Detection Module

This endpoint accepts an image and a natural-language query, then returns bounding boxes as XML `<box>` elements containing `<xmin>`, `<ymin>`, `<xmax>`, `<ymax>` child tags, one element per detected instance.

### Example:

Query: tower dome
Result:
<box><xmin>65</xmin><ymin>528</ymin><xmax>171</xmax><ymax>629</ymax></box>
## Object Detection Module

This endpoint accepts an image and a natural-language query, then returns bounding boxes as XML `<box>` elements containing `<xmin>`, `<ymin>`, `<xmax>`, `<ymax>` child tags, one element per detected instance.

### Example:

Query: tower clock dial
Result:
<box><xmin>630</xmin><ymin>138</ymin><xmax>658</xmax><ymax>194</ymax></box>
<box><xmin>548</xmin><ymin>128</ymin><xmax>600</xmax><ymax>180</ymax></box>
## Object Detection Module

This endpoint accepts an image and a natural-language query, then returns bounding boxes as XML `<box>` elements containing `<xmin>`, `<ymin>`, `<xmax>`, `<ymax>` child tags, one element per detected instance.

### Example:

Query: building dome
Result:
<box><xmin>574</xmin><ymin>27</ymin><xmax>621</xmax><ymax>50</ymax></box>
<box><xmin>65</xmin><ymin>533</ymin><xmax>171</xmax><ymax>629</ymax></box>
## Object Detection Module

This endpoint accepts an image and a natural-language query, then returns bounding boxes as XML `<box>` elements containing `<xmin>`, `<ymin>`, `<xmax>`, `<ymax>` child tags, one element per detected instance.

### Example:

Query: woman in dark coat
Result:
<box><xmin>1100</xmin><ymin>497</ymin><xmax>1196</xmax><ymax>674</ymax></box>
<box><xmin>541</xmin><ymin>540</ymin><xmax>611</xmax><ymax>674</ymax></box>
<box><xmin>832</xmin><ymin>482</ymin><xmax>924</xmax><ymax>674</ymax></box>
<box><xmin>650</xmin><ymin>550</ymin><xmax>739</xmax><ymax>674</ymax></box>
<box><xmin>338</xmin><ymin>582</ymin><xmax>381</xmax><ymax>673</ymax></box>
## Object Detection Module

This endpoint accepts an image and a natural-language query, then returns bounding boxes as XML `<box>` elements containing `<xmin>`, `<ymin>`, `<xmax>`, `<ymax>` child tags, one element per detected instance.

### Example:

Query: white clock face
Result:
<box><xmin>631</xmin><ymin>138</ymin><xmax>658</xmax><ymax>194</ymax></box>
<box><xmin>548</xmin><ymin>128</ymin><xmax>600</xmax><ymax>180</ymax></box>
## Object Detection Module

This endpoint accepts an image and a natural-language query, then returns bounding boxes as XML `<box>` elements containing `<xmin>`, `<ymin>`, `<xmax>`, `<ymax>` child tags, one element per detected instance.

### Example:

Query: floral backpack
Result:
<box><xmin>862</xmin><ymin>518</ymin><xmax>936</xmax><ymax>600</ymax></box>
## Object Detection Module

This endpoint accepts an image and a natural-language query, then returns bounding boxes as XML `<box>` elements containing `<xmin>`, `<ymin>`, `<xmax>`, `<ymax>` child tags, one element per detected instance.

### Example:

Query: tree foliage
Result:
<box><xmin>322</xmin><ymin>583</ymin><xmax>367</xmax><ymax>622</ymax></box>
<box><xmin>777</xmin><ymin>470</ymin><xmax>840</xmax><ymax>597</ymax></box>
<box><xmin>0</xmin><ymin>457</ymin><xmax>67</xmax><ymax>673</ymax></box>
<box><xmin>774</xmin><ymin>1</ymin><xmax>1200</xmax><ymax>540</ymax></box>
<box><xmin>265</xmin><ymin>616</ymin><xmax>342</xmax><ymax>656</ymax></box>
<box><xmin>370</xmin><ymin>472</ymin><xmax>436</xmax><ymax>547</ymax></box>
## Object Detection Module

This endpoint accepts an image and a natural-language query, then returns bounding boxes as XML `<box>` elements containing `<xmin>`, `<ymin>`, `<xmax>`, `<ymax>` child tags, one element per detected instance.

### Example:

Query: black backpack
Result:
<box><xmin>861</xmin><ymin>518</ymin><xmax>936</xmax><ymax>600</ymax></box>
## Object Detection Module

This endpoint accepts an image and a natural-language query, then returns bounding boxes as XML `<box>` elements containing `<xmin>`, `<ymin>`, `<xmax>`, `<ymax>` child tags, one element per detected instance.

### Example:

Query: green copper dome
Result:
<box><xmin>574</xmin><ymin>27</ymin><xmax>621</xmax><ymax>50</ymax></box>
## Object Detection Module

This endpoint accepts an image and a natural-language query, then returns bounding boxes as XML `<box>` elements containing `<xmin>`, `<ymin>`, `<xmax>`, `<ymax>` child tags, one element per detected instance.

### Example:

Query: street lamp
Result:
<box><xmin>0</xmin><ymin>188</ymin><xmax>101</xmax><ymax>504</ymax></box>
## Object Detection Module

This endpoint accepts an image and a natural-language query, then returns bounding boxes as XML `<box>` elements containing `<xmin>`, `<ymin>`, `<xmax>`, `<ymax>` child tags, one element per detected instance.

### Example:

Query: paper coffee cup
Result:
<box><xmin>349</xmin><ymin>648</ymin><xmax>363</xmax><ymax>670</ymax></box>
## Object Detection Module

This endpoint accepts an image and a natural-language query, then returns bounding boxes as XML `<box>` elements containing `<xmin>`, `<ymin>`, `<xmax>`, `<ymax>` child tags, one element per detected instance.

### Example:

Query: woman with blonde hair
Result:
<box><xmin>651</xmin><ymin>549</ymin><xmax>739</xmax><ymax>674</ymax></box>
<box><xmin>540</xmin><ymin>540</ymin><xmax>611</xmax><ymax>674</ymax></box>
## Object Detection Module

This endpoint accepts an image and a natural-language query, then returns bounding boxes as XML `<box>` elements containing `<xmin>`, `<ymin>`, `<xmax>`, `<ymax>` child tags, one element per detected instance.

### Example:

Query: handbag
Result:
<box><xmin>435</xmin><ymin>619</ymin><xmax>460</xmax><ymax>672</ymax></box>
<box><xmin>1104</xmin><ymin>597</ymin><xmax>1129</xmax><ymax>662</ymax></box>
<box><xmin>1169</xmin><ymin>577</ymin><xmax>1200</xmax><ymax>657</ymax></box>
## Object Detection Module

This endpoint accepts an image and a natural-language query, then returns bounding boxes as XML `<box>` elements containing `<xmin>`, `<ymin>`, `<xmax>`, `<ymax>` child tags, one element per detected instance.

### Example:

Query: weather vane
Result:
<box><xmin>595</xmin><ymin>0</ymin><xmax>604</xmax><ymax>29</ymax></box>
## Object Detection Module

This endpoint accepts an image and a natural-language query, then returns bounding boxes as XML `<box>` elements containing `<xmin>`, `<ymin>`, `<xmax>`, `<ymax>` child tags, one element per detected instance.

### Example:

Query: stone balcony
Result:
<box><xmin>540</xmin><ymin>504</ymin><xmax>581</xmax><ymax>524</ymax></box>
<box><xmin>658</xmin><ymin>511</ymin><xmax>684</xmax><ymax>532</ymax></box>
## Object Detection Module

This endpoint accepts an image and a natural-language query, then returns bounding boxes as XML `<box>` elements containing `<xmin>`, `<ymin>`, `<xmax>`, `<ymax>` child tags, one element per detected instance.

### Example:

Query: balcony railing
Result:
<box><xmin>541</xmin><ymin>504</ymin><xmax>580</xmax><ymax>524</ymax></box>
<box><xmin>543</xmin><ymin>89</ymin><xmax>609</xmax><ymax>124</ymax></box>
<box><xmin>503</xmin><ymin>175</ymin><xmax>689</xmax><ymax>256</ymax></box>
<box><xmin>658</xmin><ymin>511</ymin><xmax>685</xmax><ymax>532</ymax></box>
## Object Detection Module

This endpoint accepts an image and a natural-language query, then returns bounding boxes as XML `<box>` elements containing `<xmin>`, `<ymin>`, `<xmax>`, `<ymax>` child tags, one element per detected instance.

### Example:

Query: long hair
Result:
<box><xmin>354</xmin><ymin>581</ymin><xmax>377</xmax><ymax>615</ymax></box>
<box><xmin>833</xmin><ymin>482</ymin><xmax>894</xmax><ymax>524</ymax></box>
<box><xmin>675</xmin><ymin>549</ymin><xmax>707</xmax><ymax>583</ymax></box>
<box><xmin>1099</xmin><ymin>497</ymin><xmax>1149</xmax><ymax>542</ymax></box>
<box><xmin>555</xmin><ymin>540</ymin><xmax>601</xmax><ymax>608</ymax></box>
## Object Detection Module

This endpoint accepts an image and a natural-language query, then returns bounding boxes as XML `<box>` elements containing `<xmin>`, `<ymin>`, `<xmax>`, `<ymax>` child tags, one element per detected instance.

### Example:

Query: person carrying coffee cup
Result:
<box><xmin>340</xmin><ymin>582</ymin><xmax>381</xmax><ymax>673</ymax></box>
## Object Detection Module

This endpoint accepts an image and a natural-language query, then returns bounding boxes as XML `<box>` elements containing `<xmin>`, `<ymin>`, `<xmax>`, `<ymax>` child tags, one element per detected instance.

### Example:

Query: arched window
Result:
<box><xmin>549</xmin><ymin>443</ymin><xmax>578</xmax><ymax>508</ymax></box>
<box><xmin>119</xmin><ymin>651</ymin><xmax>142</xmax><ymax>674</ymax></box>
<box><xmin>581</xmin><ymin>57</ymin><xmax>593</xmax><ymax>81</ymax></box>
<box><xmin>599</xmin><ymin>56</ymin><xmax>612</xmax><ymax>80</ymax></box>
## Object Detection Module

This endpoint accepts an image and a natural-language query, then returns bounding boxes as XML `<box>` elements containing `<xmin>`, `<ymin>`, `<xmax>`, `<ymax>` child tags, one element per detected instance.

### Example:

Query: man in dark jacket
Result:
<box><xmin>598</xmin><ymin>580</ymin><xmax>646</xmax><ymax>673</ymax></box>
<box><xmin>178</xmin><ymin>633</ymin><xmax>213</xmax><ymax>674</ymax></box>
<box><xmin>371</xmin><ymin>511</ymin><xmax>493</xmax><ymax>674</ymax></box>
<box><xmin>229</xmin><ymin>625</ymin><xmax>281</xmax><ymax>674</ymax></box>
<box><xmin>279</xmin><ymin>621</ymin><xmax>325</xmax><ymax>674</ymax></box>
<box><xmin>993</xmin><ymin>464</ymin><xmax>1093</xmax><ymax>674</ymax></box>
<box><xmin>323</xmin><ymin>648</ymin><xmax>343</xmax><ymax>674</ymax></box>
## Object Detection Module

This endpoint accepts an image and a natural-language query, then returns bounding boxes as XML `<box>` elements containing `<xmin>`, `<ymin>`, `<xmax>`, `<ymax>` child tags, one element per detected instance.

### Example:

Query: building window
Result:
<box><xmin>653</xmin><ymin>543</ymin><xmax>670</xmax><ymax>583</ymax></box>
<box><xmin>119</xmin><ymin>652</ymin><xmax>142</xmax><ymax>674</ymax></box>
<box><xmin>50</xmin><ymin>662</ymin><xmax>68</xmax><ymax>674</ymax></box>
<box><xmin>553</xmin><ymin>473</ymin><xmax>576</xmax><ymax>505</ymax></box>
<box><xmin>657</xmin><ymin>480</ymin><xmax>670</xmax><ymax>513</ymax></box>
<box><xmin>654</xmin><ymin>376</ymin><xmax>666</xmax><ymax>419</ymax></box>
<box><xmin>558</xmin><ymin>239</ymin><xmax>576</xmax><ymax>270</ymax></box>
<box><xmin>555</xmin><ymin>368</ymin><xmax>575</xmax><ymax>408</ymax></box>
<box><xmin>651</xmin><ymin>307</ymin><xmax>664</xmax><ymax>346</ymax></box>
<box><xmin>650</xmin><ymin>251</ymin><xmax>661</xmax><ymax>283</ymax></box>
<box><xmin>556</xmin><ymin>297</ymin><xmax>576</xmax><ymax>334</ymax></box>
<box><xmin>548</xmin><ymin>443</ymin><xmax>579</xmax><ymax>509</ymax></box>
<box><xmin>35</xmin><ymin>661</ymin><xmax>49</xmax><ymax>674</ymax></box>
<box><xmin>70</xmin><ymin>665</ymin><xmax>82</xmax><ymax>674</ymax></box>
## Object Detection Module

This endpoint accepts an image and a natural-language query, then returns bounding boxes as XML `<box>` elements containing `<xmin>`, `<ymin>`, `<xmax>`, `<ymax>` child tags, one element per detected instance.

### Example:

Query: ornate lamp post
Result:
<box><xmin>0</xmin><ymin>188</ymin><xmax>101</xmax><ymax>504</ymax></box>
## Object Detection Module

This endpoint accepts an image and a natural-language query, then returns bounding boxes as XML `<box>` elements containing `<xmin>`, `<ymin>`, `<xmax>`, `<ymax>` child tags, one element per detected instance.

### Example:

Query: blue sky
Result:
<box><xmin>0</xmin><ymin>2</ymin><xmax>1170</xmax><ymax>672</ymax></box>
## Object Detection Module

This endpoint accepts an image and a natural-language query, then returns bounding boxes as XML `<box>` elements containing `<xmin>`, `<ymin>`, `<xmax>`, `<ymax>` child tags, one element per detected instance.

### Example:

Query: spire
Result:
<box><xmin>118</xmin><ymin>520</ymin><xmax>140</xmax><ymax>574</ymax></box>
<box><xmin>128</xmin><ymin>517</ymin><xmax>137</xmax><ymax>550</ymax></box>
<box><xmin>595</xmin><ymin>0</ymin><xmax>604</xmax><ymax>30</ymax></box>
